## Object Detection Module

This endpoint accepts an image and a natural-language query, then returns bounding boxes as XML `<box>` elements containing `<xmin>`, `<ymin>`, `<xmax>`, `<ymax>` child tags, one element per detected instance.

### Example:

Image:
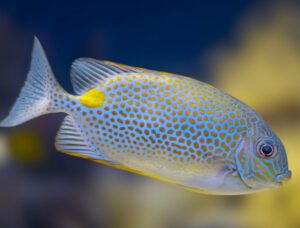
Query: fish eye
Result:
<box><xmin>258</xmin><ymin>141</ymin><xmax>276</xmax><ymax>158</ymax></box>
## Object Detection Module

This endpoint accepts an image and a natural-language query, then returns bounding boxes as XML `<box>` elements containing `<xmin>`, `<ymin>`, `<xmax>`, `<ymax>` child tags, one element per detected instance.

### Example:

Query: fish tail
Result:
<box><xmin>0</xmin><ymin>37</ymin><xmax>65</xmax><ymax>127</ymax></box>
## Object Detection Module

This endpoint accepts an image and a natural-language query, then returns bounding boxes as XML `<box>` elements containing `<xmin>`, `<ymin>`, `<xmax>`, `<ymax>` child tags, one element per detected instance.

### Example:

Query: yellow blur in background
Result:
<box><xmin>210</xmin><ymin>3</ymin><xmax>300</xmax><ymax>228</ymax></box>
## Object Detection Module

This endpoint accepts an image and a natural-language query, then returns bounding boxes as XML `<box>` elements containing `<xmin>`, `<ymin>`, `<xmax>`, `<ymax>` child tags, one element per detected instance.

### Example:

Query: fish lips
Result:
<box><xmin>276</xmin><ymin>170</ymin><xmax>291</xmax><ymax>185</ymax></box>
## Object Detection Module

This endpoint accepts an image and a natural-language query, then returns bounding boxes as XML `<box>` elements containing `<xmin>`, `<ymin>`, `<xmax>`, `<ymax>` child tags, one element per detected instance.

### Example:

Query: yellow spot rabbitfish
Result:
<box><xmin>0</xmin><ymin>37</ymin><xmax>291</xmax><ymax>195</ymax></box>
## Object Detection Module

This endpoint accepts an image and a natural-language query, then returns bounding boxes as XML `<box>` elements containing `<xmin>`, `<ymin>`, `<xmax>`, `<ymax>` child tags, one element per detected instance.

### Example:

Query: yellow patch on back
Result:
<box><xmin>79</xmin><ymin>88</ymin><xmax>106</xmax><ymax>108</ymax></box>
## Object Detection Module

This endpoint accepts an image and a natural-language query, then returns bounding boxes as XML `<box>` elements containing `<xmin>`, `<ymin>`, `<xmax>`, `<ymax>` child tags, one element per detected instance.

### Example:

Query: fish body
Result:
<box><xmin>0</xmin><ymin>38</ymin><xmax>291</xmax><ymax>195</ymax></box>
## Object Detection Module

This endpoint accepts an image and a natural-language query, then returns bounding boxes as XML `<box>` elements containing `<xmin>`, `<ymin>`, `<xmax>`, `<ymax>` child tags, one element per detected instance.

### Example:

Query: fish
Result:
<box><xmin>0</xmin><ymin>37</ymin><xmax>291</xmax><ymax>195</ymax></box>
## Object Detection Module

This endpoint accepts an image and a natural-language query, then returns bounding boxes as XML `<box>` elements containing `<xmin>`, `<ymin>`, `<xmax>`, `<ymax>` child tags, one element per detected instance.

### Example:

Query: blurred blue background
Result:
<box><xmin>0</xmin><ymin>1</ymin><xmax>299</xmax><ymax>228</ymax></box>
<box><xmin>0</xmin><ymin>0</ymin><xmax>258</xmax><ymax>94</ymax></box>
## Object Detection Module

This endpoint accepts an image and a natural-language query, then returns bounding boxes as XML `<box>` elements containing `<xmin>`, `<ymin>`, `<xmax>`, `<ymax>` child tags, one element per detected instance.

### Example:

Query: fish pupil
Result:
<box><xmin>261</xmin><ymin>144</ymin><xmax>273</xmax><ymax>156</ymax></box>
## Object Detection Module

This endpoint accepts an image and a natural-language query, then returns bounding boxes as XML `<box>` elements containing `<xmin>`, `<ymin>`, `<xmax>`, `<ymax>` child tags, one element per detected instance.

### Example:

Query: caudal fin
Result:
<box><xmin>0</xmin><ymin>37</ymin><xmax>62</xmax><ymax>127</ymax></box>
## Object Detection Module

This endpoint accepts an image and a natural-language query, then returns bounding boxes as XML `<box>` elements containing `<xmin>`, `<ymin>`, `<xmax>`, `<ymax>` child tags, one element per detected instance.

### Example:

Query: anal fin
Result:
<box><xmin>55</xmin><ymin>115</ymin><xmax>115</xmax><ymax>163</ymax></box>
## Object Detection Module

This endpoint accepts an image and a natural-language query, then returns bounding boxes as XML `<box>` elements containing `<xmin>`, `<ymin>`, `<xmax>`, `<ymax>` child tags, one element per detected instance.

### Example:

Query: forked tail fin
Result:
<box><xmin>0</xmin><ymin>37</ymin><xmax>63</xmax><ymax>127</ymax></box>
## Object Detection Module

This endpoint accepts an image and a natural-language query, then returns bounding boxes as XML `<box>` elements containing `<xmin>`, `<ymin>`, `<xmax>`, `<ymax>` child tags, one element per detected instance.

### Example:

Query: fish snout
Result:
<box><xmin>276</xmin><ymin>170</ymin><xmax>291</xmax><ymax>184</ymax></box>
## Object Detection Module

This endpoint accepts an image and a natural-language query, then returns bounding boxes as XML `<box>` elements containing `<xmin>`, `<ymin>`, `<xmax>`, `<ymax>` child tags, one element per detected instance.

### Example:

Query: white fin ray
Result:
<box><xmin>70</xmin><ymin>58</ymin><xmax>143</xmax><ymax>95</ymax></box>
<box><xmin>0</xmin><ymin>37</ymin><xmax>62</xmax><ymax>127</ymax></box>
<box><xmin>55</xmin><ymin>115</ymin><xmax>117</xmax><ymax>163</ymax></box>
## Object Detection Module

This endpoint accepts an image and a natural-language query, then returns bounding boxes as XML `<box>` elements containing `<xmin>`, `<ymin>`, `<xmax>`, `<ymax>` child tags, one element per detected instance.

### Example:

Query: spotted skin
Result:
<box><xmin>47</xmin><ymin>69</ymin><xmax>289</xmax><ymax>194</ymax></box>
<box><xmin>1</xmin><ymin>39</ymin><xmax>291</xmax><ymax>195</ymax></box>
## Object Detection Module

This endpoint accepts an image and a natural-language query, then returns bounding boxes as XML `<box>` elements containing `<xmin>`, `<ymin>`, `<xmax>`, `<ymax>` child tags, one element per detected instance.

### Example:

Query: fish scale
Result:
<box><xmin>81</xmin><ymin>75</ymin><xmax>246</xmax><ymax>171</ymax></box>
<box><xmin>49</xmin><ymin>71</ymin><xmax>259</xmax><ymax>186</ymax></box>
<box><xmin>0</xmin><ymin>38</ymin><xmax>291</xmax><ymax>195</ymax></box>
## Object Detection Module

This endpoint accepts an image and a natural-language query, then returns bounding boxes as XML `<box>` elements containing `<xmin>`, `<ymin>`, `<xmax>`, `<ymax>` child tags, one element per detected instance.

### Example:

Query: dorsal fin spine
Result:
<box><xmin>70</xmin><ymin>58</ymin><xmax>144</xmax><ymax>95</ymax></box>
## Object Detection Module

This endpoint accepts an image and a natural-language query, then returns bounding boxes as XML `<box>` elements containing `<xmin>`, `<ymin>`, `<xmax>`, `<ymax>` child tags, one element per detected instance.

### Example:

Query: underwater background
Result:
<box><xmin>0</xmin><ymin>1</ymin><xmax>299</xmax><ymax>227</ymax></box>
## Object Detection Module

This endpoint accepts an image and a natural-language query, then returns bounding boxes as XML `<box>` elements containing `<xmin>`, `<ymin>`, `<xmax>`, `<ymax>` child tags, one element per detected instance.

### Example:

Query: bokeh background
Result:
<box><xmin>0</xmin><ymin>1</ymin><xmax>299</xmax><ymax>227</ymax></box>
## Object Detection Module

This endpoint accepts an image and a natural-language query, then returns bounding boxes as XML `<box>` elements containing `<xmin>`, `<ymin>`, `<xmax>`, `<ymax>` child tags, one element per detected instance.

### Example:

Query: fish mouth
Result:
<box><xmin>276</xmin><ymin>170</ymin><xmax>291</xmax><ymax>185</ymax></box>
<box><xmin>235</xmin><ymin>168</ymin><xmax>292</xmax><ymax>189</ymax></box>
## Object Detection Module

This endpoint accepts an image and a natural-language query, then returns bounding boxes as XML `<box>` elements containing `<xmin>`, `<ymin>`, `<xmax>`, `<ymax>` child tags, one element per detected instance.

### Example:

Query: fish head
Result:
<box><xmin>234</xmin><ymin>119</ymin><xmax>291</xmax><ymax>192</ymax></box>
<box><xmin>179</xmin><ymin>114</ymin><xmax>291</xmax><ymax>195</ymax></box>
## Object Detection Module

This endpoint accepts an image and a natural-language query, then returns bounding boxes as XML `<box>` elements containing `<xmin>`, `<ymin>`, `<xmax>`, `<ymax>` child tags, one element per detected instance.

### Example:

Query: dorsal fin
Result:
<box><xmin>70</xmin><ymin>58</ymin><xmax>143</xmax><ymax>95</ymax></box>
